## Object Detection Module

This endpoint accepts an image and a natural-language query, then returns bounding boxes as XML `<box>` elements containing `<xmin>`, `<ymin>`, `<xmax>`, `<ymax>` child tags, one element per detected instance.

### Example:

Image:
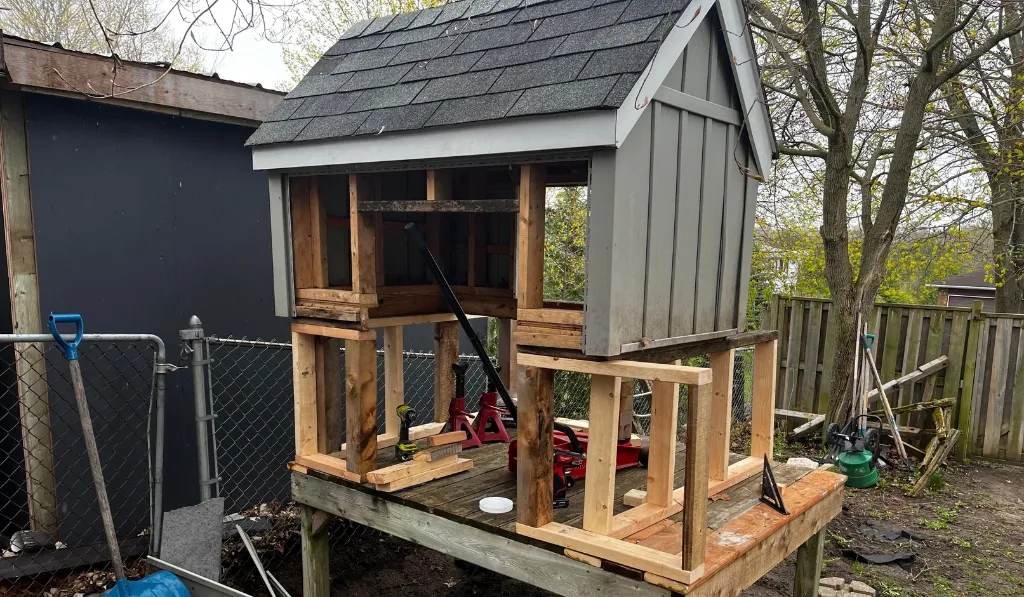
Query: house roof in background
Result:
<box><xmin>0</xmin><ymin>33</ymin><xmax>284</xmax><ymax>125</ymax></box>
<box><xmin>247</xmin><ymin>0</ymin><xmax>693</xmax><ymax>146</ymax></box>
<box><xmin>929</xmin><ymin>269</ymin><xmax>994</xmax><ymax>290</ymax></box>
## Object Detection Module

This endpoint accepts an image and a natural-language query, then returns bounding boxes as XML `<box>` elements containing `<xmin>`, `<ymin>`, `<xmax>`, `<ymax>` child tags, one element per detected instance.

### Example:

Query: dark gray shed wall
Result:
<box><xmin>584</xmin><ymin>11</ymin><xmax>759</xmax><ymax>356</ymax></box>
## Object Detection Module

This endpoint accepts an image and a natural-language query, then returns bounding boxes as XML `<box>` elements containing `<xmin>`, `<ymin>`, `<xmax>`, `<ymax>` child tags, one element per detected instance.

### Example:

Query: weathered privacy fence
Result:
<box><xmin>764</xmin><ymin>296</ymin><xmax>1024</xmax><ymax>463</ymax></box>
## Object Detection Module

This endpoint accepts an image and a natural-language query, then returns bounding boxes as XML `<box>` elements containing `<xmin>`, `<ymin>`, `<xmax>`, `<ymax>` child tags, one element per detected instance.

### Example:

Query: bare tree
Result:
<box><xmin>748</xmin><ymin>0</ymin><xmax>1024</xmax><ymax>425</ymax></box>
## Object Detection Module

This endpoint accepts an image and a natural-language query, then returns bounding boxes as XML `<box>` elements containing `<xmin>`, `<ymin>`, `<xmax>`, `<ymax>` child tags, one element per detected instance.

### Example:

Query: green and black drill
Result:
<box><xmin>395</xmin><ymin>404</ymin><xmax>418</xmax><ymax>461</ymax></box>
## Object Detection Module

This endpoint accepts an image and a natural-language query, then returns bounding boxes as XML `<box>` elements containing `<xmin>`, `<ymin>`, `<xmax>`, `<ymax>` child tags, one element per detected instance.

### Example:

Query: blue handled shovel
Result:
<box><xmin>49</xmin><ymin>314</ymin><xmax>188</xmax><ymax>597</ymax></box>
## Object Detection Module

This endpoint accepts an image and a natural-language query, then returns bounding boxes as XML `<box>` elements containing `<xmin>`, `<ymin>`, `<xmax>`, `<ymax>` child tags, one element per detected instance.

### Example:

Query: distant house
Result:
<box><xmin>928</xmin><ymin>270</ymin><xmax>995</xmax><ymax>310</ymax></box>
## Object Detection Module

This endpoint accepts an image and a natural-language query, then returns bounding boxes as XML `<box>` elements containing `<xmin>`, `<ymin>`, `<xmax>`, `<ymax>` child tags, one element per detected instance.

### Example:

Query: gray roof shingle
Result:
<box><xmin>249</xmin><ymin>0</ymin><xmax>694</xmax><ymax>146</ymax></box>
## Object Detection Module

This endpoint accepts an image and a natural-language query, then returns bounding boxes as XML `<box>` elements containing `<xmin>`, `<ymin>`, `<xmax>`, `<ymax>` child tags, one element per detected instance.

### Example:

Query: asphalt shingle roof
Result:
<box><xmin>248</xmin><ymin>0</ymin><xmax>692</xmax><ymax>145</ymax></box>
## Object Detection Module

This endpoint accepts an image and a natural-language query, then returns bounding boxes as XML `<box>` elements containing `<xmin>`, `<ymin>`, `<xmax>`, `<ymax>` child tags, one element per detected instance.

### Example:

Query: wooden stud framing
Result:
<box><xmin>516</xmin><ymin>365</ymin><xmax>555</xmax><ymax>528</ymax></box>
<box><xmin>618</xmin><ymin>378</ymin><xmax>635</xmax><ymax>442</ymax></box>
<box><xmin>293</xmin><ymin>331</ymin><xmax>318</xmax><ymax>457</ymax></box>
<box><xmin>518</xmin><ymin>164</ymin><xmax>546</xmax><ymax>309</ymax></box>
<box><xmin>752</xmin><ymin>340</ymin><xmax>777</xmax><ymax>460</ymax></box>
<box><xmin>498</xmin><ymin>319</ymin><xmax>518</xmax><ymax>395</ymax></box>
<box><xmin>384</xmin><ymin>326</ymin><xmax>404</xmax><ymax>438</ymax></box>
<box><xmin>292</xmin><ymin>321</ymin><xmax>375</xmax><ymax>341</ymax></box>
<box><xmin>344</xmin><ymin>338</ymin><xmax>378</xmax><ymax>478</ymax></box>
<box><xmin>646</xmin><ymin>380</ymin><xmax>679</xmax><ymax>508</ymax></box>
<box><xmin>709</xmin><ymin>350</ymin><xmax>734</xmax><ymax>482</ymax></box>
<box><xmin>349</xmin><ymin>174</ymin><xmax>378</xmax><ymax>294</ymax></box>
<box><xmin>682</xmin><ymin>381</ymin><xmax>712</xmax><ymax>572</ymax></box>
<box><xmin>583</xmin><ymin>375</ymin><xmax>621</xmax><ymax>534</ymax></box>
<box><xmin>291</xmin><ymin>176</ymin><xmax>329</xmax><ymax>289</ymax></box>
<box><xmin>517</xmin><ymin>352</ymin><xmax>712</xmax><ymax>385</ymax></box>
<box><xmin>315</xmin><ymin>337</ymin><xmax>342</xmax><ymax>454</ymax></box>
<box><xmin>434</xmin><ymin>320</ymin><xmax>459</xmax><ymax>423</ymax></box>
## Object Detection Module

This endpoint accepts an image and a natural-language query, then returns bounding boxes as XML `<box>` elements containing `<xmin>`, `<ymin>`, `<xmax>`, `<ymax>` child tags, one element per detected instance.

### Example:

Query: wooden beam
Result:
<box><xmin>619</xmin><ymin>378</ymin><xmax>635</xmax><ymax>442</ymax></box>
<box><xmin>367</xmin><ymin>312</ymin><xmax>487</xmax><ymax>328</ymax></box>
<box><xmin>498</xmin><ymin>319</ymin><xmax>517</xmax><ymax>395</ymax></box>
<box><xmin>357</xmin><ymin>199</ymin><xmax>519</xmax><ymax>213</ymax></box>
<box><xmin>517</xmin><ymin>366</ymin><xmax>554</xmax><ymax>528</ymax></box>
<box><xmin>384</xmin><ymin>326</ymin><xmax>403</xmax><ymax>438</ymax></box>
<box><xmin>290</xmin><ymin>177</ymin><xmax>316</xmax><ymax>289</ymax></box>
<box><xmin>865</xmin><ymin>356</ymin><xmax>948</xmax><ymax>401</ymax></box>
<box><xmin>375</xmin><ymin>457</ymin><xmax>473</xmax><ymax>492</ymax></box>
<box><xmin>315</xmin><ymin>337</ymin><xmax>342</xmax><ymax>454</ymax></box>
<box><xmin>427</xmin><ymin>430</ymin><xmax>467</xmax><ymax>447</ymax></box>
<box><xmin>292</xmin><ymin>321</ymin><xmax>376</xmax><ymax>341</ymax></box>
<box><xmin>291</xmin><ymin>473</ymin><xmax>669</xmax><ymax>597</ymax></box>
<box><xmin>292</xmin><ymin>332</ymin><xmax>318</xmax><ymax>457</ymax></box>
<box><xmin>518</xmin><ymin>330</ymin><xmax>779</xmax><ymax>364</ymax></box>
<box><xmin>647</xmin><ymin>380</ymin><xmax>679</xmax><ymax>508</ymax></box>
<box><xmin>0</xmin><ymin>89</ymin><xmax>56</xmax><ymax>536</ymax></box>
<box><xmin>751</xmin><ymin>340</ymin><xmax>777</xmax><ymax>460</ymax></box>
<box><xmin>293</xmin><ymin>453</ymin><xmax>362</xmax><ymax>484</ymax></box>
<box><xmin>518</xmin><ymin>308</ymin><xmax>585</xmax><ymax>326</ymax></box>
<box><xmin>517</xmin><ymin>353</ymin><xmax>712</xmax><ymax>385</ymax></box>
<box><xmin>309</xmin><ymin>177</ymin><xmax>329</xmax><ymax>288</ymax></box>
<box><xmin>344</xmin><ymin>338</ymin><xmax>377</xmax><ymax>478</ymax></box>
<box><xmin>583</xmin><ymin>375</ymin><xmax>621</xmax><ymax>535</ymax></box>
<box><xmin>300</xmin><ymin>505</ymin><xmax>330</xmax><ymax>597</ymax></box>
<box><xmin>434</xmin><ymin>321</ymin><xmax>459</xmax><ymax>423</ymax></box>
<box><xmin>336</xmin><ymin>423</ymin><xmax>445</xmax><ymax>457</ymax></box>
<box><xmin>365</xmin><ymin>455</ymin><xmax>459</xmax><ymax>484</ymax></box>
<box><xmin>295</xmin><ymin>288</ymin><xmax>378</xmax><ymax>305</ymax></box>
<box><xmin>709</xmin><ymin>350</ymin><xmax>734</xmax><ymax>482</ymax></box>
<box><xmin>349</xmin><ymin>174</ymin><xmax>378</xmax><ymax>294</ymax></box>
<box><xmin>682</xmin><ymin>381</ymin><xmax>712</xmax><ymax>572</ymax></box>
<box><xmin>517</xmin><ymin>164</ymin><xmax>546</xmax><ymax>309</ymax></box>
<box><xmin>469</xmin><ymin>213</ymin><xmax>488</xmax><ymax>286</ymax></box>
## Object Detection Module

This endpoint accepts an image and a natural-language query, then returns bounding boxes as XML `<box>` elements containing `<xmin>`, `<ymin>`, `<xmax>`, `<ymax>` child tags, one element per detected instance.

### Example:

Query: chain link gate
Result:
<box><xmin>0</xmin><ymin>333</ymin><xmax>170</xmax><ymax>597</ymax></box>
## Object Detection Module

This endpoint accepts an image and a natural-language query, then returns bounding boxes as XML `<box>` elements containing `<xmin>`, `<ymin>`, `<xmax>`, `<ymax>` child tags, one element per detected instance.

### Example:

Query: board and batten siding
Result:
<box><xmin>584</xmin><ymin>12</ymin><xmax>759</xmax><ymax>356</ymax></box>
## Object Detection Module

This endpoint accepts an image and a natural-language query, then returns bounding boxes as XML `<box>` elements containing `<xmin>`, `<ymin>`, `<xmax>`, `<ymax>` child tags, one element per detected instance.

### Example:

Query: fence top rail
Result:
<box><xmin>0</xmin><ymin>332</ymin><xmax>166</xmax><ymax>360</ymax></box>
<box><xmin>775</xmin><ymin>295</ymin><xmax>981</xmax><ymax>314</ymax></box>
<box><xmin>207</xmin><ymin>336</ymin><xmax>292</xmax><ymax>349</ymax></box>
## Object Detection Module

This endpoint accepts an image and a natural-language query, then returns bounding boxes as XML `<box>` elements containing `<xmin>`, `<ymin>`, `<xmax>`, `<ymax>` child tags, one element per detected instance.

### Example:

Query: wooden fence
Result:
<box><xmin>763</xmin><ymin>296</ymin><xmax>1024</xmax><ymax>462</ymax></box>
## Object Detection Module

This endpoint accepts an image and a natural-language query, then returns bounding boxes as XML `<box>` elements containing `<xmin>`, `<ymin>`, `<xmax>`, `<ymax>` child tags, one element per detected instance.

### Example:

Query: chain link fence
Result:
<box><xmin>1</xmin><ymin>336</ymin><xmax>166</xmax><ymax>597</ymax></box>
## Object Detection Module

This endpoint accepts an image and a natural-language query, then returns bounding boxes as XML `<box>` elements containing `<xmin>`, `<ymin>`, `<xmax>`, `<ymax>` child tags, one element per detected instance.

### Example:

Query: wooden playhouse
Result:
<box><xmin>248</xmin><ymin>0</ymin><xmax>845</xmax><ymax>595</ymax></box>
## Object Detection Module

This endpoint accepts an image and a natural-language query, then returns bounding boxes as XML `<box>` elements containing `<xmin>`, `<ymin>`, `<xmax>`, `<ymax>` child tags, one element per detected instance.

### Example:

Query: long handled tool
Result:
<box><xmin>860</xmin><ymin>332</ymin><xmax>911</xmax><ymax>468</ymax></box>
<box><xmin>49</xmin><ymin>314</ymin><xmax>188</xmax><ymax>597</ymax></box>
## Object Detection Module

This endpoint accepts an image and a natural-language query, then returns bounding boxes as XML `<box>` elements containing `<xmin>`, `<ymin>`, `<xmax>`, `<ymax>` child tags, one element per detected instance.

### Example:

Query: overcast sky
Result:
<box><xmin>212</xmin><ymin>34</ymin><xmax>293</xmax><ymax>90</ymax></box>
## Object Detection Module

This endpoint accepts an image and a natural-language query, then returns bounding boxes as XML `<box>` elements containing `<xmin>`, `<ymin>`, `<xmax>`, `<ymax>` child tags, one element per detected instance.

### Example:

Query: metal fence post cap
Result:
<box><xmin>180</xmin><ymin>316</ymin><xmax>205</xmax><ymax>341</ymax></box>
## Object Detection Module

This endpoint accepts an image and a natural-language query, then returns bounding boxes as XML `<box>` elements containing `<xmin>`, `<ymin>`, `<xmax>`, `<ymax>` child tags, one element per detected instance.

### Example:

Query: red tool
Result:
<box><xmin>473</xmin><ymin>374</ymin><xmax>510</xmax><ymax>443</ymax></box>
<box><xmin>448</xmin><ymin>362</ymin><xmax>482</xmax><ymax>449</ymax></box>
<box><xmin>508</xmin><ymin>427</ymin><xmax>643</xmax><ymax>484</ymax></box>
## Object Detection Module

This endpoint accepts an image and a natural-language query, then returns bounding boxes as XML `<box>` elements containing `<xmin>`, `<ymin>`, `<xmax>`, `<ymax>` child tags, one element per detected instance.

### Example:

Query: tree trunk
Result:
<box><xmin>991</xmin><ymin>172</ymin><xmax>1024</xmax><ymax>314</ymax></box>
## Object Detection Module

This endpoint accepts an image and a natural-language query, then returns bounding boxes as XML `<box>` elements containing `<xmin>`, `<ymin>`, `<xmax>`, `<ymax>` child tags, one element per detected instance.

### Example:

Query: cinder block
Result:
<box><xmin>820</xmin><ymin>577</ymin><xmax>845</xmax><ymax>590</ymax></box>
<box><xmin>849</xmin><ymin>580</ymin><xmax>876</xmax><ymax>596</ymax></box>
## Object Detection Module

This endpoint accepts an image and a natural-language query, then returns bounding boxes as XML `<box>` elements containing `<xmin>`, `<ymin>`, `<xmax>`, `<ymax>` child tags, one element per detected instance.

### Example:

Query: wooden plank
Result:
<box><xmin>791</xmin><ymin>415</ymin><xmax>825</xmax><ymax>440</ymax></box>
<box><xmin>817</xmin><ymin>302</ymin><xmax>837</xmax><ymax>413</ymax></box>
<box><xmin>428</xmin><ymin>431</ymin><xmax>468</xmax><ymax>447</ymax></box>
<box><xmin>367</xmin><ymin>312</ymin><xmax>487</xmax><ymax>328</ymax></box>
<box><xmin>426</xmin><ymin>170</ymin><xmax>452</xmax><ymax>201</ymax></box>
<box><xmin>647</xmin><ymin>379</ymin><xmax>680</xmax><ymax>506</ymax></box>
<box><xmin>1</xmin><ymin>90</ymin><xmax>56</xmax><ymax>536</ymax></box>
<box><xmin>798</xmin><ymin>302</ymin><xmax>822</xmax><ymax>413</ymax></box>
<box><xmin>357</xmin><ymin>199</ymin><xmax>519</xmax><ymax>213</ymax></box>
<box><xmin>751</xmin><ymin>340</ymin><xmax>777</xmax><ymax>460</ymax></box>
<box><xmin>708</xmin><ymin>351</ymin><xmax>733</xmax><ymax>482</ymax></box>
<box><xmin>413</xmin><ymin>443</ymin><xmax>462</xmax><ymax>462</ymax></box>
<box><xmin>865</xmin><ymin>356</ymin><xmax>948</xmax><ymax>401</ymax></box>
<box><xmin>498</xmin><ymin>319</ymin><xmax>517</xmax><ymax>395</ymax></box>
<box><xmin>517</xmin><ymin>164</ymin><xmax>546</xmax><ymax>309</ymax></box>
<box><xmin>344</xmin><ymin>338</ymin><xmax>377</xmax><ymax>478</ymax></box>
<box><xmin>434</xmin><ymin>321</ymin><xmax>459</xmax><ymax>423</ymax></box>
<box><xmin>516</xmin><ymin>353</ymin><xmax>711</xmax><ymax>385</ymax></box>
<box><xmin>794</xmin><ymin>529</ymin><xmax>825</xmax><ymax>597</ymax></box>
<box><xmin>292</xmin><ymin>321</ymin><xmax>376</xmax><ymax>341</ymax></box>
<box><xmin>513</xmin><ymin>331</ymin><xmax>582</xmax><ymax>350</ymax></box>
<box><xmin>518</xmin><ymin>308</ymin><xmax>584</xmax><ymax>326</ymax></box>
<box><xmin>517</xmin><ymin>366</ymin><xmax>555</xmax><ymax>527</ymax></box>
<box><xmin>957</xmin><ymin>302</ymin><xmax>985</xmax><ymax>458</ymax></box>
<box><xmin>583</xmin><ymin>375</ymin><xmax>622</xmax><ymax>534</ymax></box>
<box><xmin>384</xmin><ymin>326</ymin><xmax>403</xmax><ymax>438</ymax></box>
<box><xmin>308</xmin><ymin>177</ymin><xmax>329</xmax><ymax>288</ymax></box>
<box><xmin>984</xmin><ymin>318</ymin><xmax>1012</xmax><ymax>457</ymax></box>
<box><xmin>781</xmin><ymin>300</ymin><xmax>803</xmax><ymax>411</ymax></box>
<box><xmin>682</xmin><ymin>381</ymin><xmax>712</xmax><ymax>572</ymax></box>
<box><xmin>295</xmin><ymin>288</ymin><xmax>379</xmax><ymax>305</ymax></box>
<box><xmin>619</xmin><ymin>378</ymin><xmax>636</xmax><ymax>442</ymax></box>
<box><xmin>293</xmin><ymin>331</ymin><xmax>318</xmax><ymax>457</ymax></box>
<box><xmin>315</xmin><ymin>337</ymin><xmax>342</xmax><ymax>454</ymax></box>
<box><xmin>291</xmin><ymin>177</ymin><xmax>315</xmax><ymax>289</ymax></box>
<box><xmin>1009</xmin><ymin>324</ymin><xmax>1024</xmax><ymax>461</ymax></box>
<box><xmin>300</xmin><ymin>505</ymin><xmax>329</xmax><ymax>597</ymax></box>
<box><xmin>880</xmin><ymin>307</ymin><xmax>903</xmax><ymax>386</ymax></box>
<box><xmin>293</xmin><ymin>453</ymin><xmax>363</xmax><ymax>484</ymax></box>
<box><xmin>898</xmin><ymin>309</ymin><xmax>923</xmax><ymax>421</ymax></box>
<box><xmin>376</xmin><ymin>458</ymin><xmax>474</xmax><ymax>492</ymax></box>
<box><xmin>943</xmin><ymin>312</ymin><xmax>970</xmax><ymax>404</ymax></box>
<box><xmin>349</xmin><ymin>174</ymin><xmax>378</xmax><ymax>294</ymax></box>
<box><xmin>366</xmin><ymin>455</ymin><xmax>459</xmax><ymax>484</ymax></box>
<box><xmin>292</xmin><ymin>473</ymin><xmax>670</xmax><ymax>597</ymax></box>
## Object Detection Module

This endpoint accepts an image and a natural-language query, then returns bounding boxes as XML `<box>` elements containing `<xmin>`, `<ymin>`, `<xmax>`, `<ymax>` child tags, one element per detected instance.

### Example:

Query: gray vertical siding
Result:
<box><xmin>585</xmin><ymin>10</ymin><xmax>760</xmax><ymax>356</ymax></box>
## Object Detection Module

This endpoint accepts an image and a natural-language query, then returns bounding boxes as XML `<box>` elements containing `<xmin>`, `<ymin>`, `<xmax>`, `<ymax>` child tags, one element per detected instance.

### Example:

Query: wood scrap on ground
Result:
<box><xmin>427</xmin><ymin>430</ymin><xmax>467</xmax><ymax>447</ymax></box>
<box><xmin>909</xmin><ymin>404</ymin><xmax>959</xmax><ymax>497</ymax></box>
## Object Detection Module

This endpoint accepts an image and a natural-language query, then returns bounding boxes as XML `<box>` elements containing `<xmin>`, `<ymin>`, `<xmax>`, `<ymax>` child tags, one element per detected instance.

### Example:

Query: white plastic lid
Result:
<box><xmin>479</xmin><ymin>496</ymin><xmax>514</xmax><ymax>514</ymax></box>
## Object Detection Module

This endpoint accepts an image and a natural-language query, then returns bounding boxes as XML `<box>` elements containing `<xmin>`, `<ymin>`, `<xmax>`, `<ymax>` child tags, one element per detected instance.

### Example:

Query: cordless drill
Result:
<box><xmin>395</xmin><ymin>404</ymin><xmax>418</xmax><ymax>461</ymax></box>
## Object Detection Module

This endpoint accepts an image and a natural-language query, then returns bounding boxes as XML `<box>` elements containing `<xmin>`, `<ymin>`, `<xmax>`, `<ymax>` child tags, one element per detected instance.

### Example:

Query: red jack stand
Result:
<box><xmin>449</xmin><ymin>363</ymin><xmax>482</xmax><ymax>449</ymax></box>
<box><xmin>473</xmin><ymin>376</ymin><xmax>510</xmax><ymax>443</ymax></box>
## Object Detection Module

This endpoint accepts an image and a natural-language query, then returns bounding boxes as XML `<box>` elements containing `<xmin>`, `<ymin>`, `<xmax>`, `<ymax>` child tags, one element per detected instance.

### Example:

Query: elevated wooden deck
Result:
<box><xmin>291</xmin><ymin>436</ymin><xmax>844</xmax><ymax>597</ymax></box>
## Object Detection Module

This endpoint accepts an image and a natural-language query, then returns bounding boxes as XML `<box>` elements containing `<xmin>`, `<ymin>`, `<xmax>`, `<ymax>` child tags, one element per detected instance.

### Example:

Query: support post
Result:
<box><xmin>583</xmin><ymin>374</ymin><xmax>621</xmax><ymax>535</ymax></box>
<box><xmin>794</xmin><ymin>528</ymin><xmax>826</xmax><ymax>597</ymax></box>
<box><xmin>682</xmin><ymin>381</ymin><xmax>712</xmax><ymax>573</ymax></box>
<box><xmin>434</xmin><ymin>320</ymin><xmax>458</xmax><ymax>422</ymax></box>
<box><xmin>516</xmin><ymin>365</ymin><xmax>554</xmax><ymax>528</ymax></box>
<box><xmin>498</xmin><ymin>319</ymin><xmax>517</xmax><ymax>396</ymax></box>
<box><xmin>517</xmin><ymin>164</ymin><xmax>545</xmax><ymax>309</ymax></box>
<box><xmin>709</xmin><ymin>349</ymin><xmax>735</xmax><ymax>482</ymax></box>
<box><xmin>316</xmin><ymin>337</ymin><xmax>342</xmax><ymax>454</ymax></box>
<box><xmin>182</xmin><ymin>317</ymin><xmax>214</xmax><ymax>501</ymax></box>
<box><xmin>300</xmin><ymin>505</ymin><xmax>330</xmax><ymax>597</ymax></box>
<box><xmin>293</xmin><ymin>331</ymin><xmax>318</xmax><ymax>458</ymax></box>
<box><xmin>618</xmin><ymin>378</ymin><xmax>634</xmax><ymax>442</ymax></box>
<box><xmin>384</xmin><ymin>326</ymin><xmax>404</xmax><ymax>438</ymax></box>
<box><xmin>349</xmin><ymin>174</ymin><xmax>378</xmax><ymax>294</ymax></box>
<box><xmin>646</xmin><ymin>380</ymin><xmax>679</xmax><ymax>508</ymax></box>
<box><xmin>1</xmin><ymin>89</ymin><xmax>57</xmax><ymax>536</ymax></box>
<box><xmin>752</xmin><ymin>340</ymin><xmax>777</xmax><ymax>461</ymax></box>
<box><xmin>345</xmin><ymin>338</ymin><xmax>378</xmax><ymax>478</ymax></box>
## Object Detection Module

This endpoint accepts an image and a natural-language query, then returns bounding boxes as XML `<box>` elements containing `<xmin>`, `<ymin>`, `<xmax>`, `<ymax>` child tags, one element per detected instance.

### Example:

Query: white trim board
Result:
<box><xmin>251</xmin><ymin>110</ymin><xmax>616</xmax><ymax>171</ymax></box>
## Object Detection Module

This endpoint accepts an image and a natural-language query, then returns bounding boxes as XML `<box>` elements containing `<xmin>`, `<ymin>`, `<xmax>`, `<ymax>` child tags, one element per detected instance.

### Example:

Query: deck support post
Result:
<box><xmin>384</xmin><ymin>326</ymin><xmax>404</xmax><ymax>438</ymax></box>
<box><xmin>752</xmin><ymin>340</ymin><xmax>777</xmax><ymax>461</ymax></box>
<box><xmin>646</xmin><ymin>379</ymin><xmax>679</xmax><ymax>508</ymax></box>
<box><xmin>345</xmin><ymin>338</ymin><xmax>378</xmax><ymax>478</ymax></box>
<box><xmin>434</xmin><ymin>320</ymin><xmax>459</xmax><ymax>422</ymax></box>
<box><xmin>794</xmin><ymin>528</ymin><xmax>826</xmax><ymax>597</ymax></box>
<box><xmin>300</xmin><ymin>505</ymin><xmax>330</xmax><ymax>597</ymax></box>
<box><xmin>709</xmin><ymin>350</ymin><xmax>734</xmax><ymax>481</ymax></box>
<box><xmin>315</xmin><ymin>337</ymin><xmax>342</xmax><ymax>454</ymax></box>
<box><xmin>516</xmin><ymin>365</ymin><xmax>554</xmax><ymax>527</ymax></box>
<box><xmin>583</xmin><ymin>374</ymin><xmax>622</xmax><ymax>534</ymax></box>
<box><xmin>682</xmin><ymin>381</ymin><xmax>712</xmax><ymax>574</ymax></box>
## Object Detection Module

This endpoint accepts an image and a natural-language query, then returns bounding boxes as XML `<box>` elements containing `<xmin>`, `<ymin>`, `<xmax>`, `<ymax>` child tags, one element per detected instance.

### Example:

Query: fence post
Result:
<box><xmin>181</xmin><ymin>316</ymin><xmax>215</xmax><ymax>502</ymax></box>
<box><xmin>956</xmin><ymin>301</ymin><xmax>985</xmax><ymax>459</ymax></box>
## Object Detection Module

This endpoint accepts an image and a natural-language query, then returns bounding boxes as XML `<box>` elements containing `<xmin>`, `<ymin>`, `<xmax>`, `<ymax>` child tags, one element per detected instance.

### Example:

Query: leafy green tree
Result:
<box><xmin>543</xmin><ymin>187</ymin><xmax>588</xmax><ymax>302</ymax></box>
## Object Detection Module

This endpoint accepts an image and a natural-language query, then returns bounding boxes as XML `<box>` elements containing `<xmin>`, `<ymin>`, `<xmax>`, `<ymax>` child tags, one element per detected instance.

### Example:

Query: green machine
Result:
<box><xmin>826</xmin><ymin>415</ymin><xmax>882</xmax><ymax>488</ymax></box>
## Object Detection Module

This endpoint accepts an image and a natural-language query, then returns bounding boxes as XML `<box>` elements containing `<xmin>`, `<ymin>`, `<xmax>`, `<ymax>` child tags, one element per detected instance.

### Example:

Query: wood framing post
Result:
<box><xmin>293</xmin><ymin>332</ymin><xmax>318</xmax><ymax>457</ymax></box>
<box><xmin>709</xmin><ymin>350</ymin><xmax>735</xmax><ymax>482</ymax></box>
<box><xmin>517</xmin><ymin>164</ymin><xmax>546</xmax><ymax>309</ymax></box>
<box><xmin>300</xmin><ymin>505</ymin><xmax>330</xmax><ymax>597</ymax></box>
<box><xmin>498</xmin><ymin>319</ymin><xmax>517</xmax><ymax>395</ymax></box>
<box><xmin>647</xmin><ymin>380</ymin><xmax>679</xmax><ymax>508</ymax></box>
<box><xmin>315</xmin><ymin>337</ymin><xmax>342</xmax><ymax>454</ymax></box>
<box><xmin>384</xmin><ymin>326</ymin><xmax>404</xmax><ymax>438</ymax></box>
<box><xmin>426</xmin><ymin>170</ymin><xmax>450</xmax><ymax>273</ymax></box>
<box><xmin>434</xmin><ymin>321</ymin><xmax>459</xmax><ymax>422</ymax></box>
<box><xmin>516</xmin><ymin>365</ymin><xmax>554</xmax><ymax>527</ymax></box>
<box><xmin>345</xmin><ymin>338</ymin><xmax>378</xmax><ymax>478</ymax></box>
<box><xmin>291</xmin><ymin>176</ymin><xmax>329</xmax><ymax>289</ymax></box>
<box><xmin>583</xmin><ymin>374</ymin><xmax>621</xmax><ymax>535</ymax></box>
<box><xmin>682</xmin><ymin>381</ymin><xmax>712</xmax><ymax>574</ymax></box>
<box><xmin>0</xmin><ymin>89</ymin><xmax>56</xmax><ymax>536</ymax></box>
<box><xmin>752</xmin><ymin>340</ymin><xmax>778</xmax><ymax>460</ymax></box>
<box><xmin>349</xmin><ymin>174</ymin><xmax>378</xmax><ymax>294</ymax></box>
<box><xmin>794</xmin><ymin>528</ymin><xmax>826</xmax><ymax>597</ymax></box>
<box><xmin>618</xmin><ymin>378</ymin><xmax>635</xmax><ymax>442</ymax></box>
